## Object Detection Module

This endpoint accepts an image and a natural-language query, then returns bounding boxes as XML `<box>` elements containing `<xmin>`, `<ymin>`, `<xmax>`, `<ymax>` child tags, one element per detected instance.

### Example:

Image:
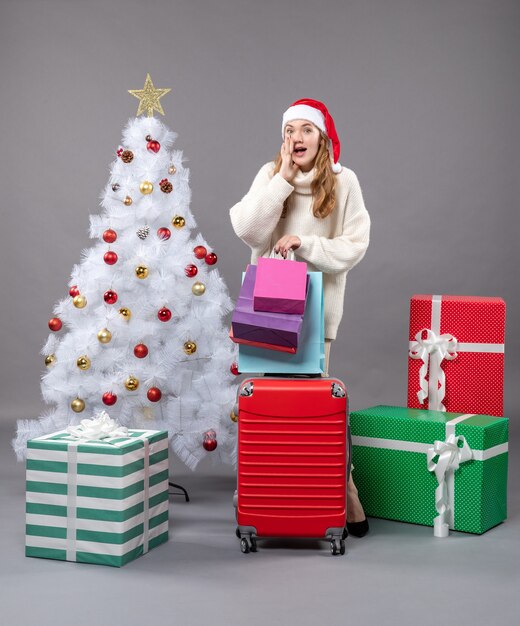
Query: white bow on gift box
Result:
<box><xmin>427</xmin><ymin>434</ymin><xmax>473</xmax><ymax>538</ymax></box>
<box><xmin>409</xmin><ymin>328</ymin><xmax>458</xmax><ymax>412</ymax></box>
<box><xmin>67</xmin><ymin>411</ymin><xmax>128</xmax><ymax>440</ymax></box>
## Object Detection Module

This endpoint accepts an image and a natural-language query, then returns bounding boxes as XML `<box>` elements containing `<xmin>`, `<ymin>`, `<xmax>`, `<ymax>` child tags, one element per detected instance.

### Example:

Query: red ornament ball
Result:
<box><xmin>103</xmin><ymin>229</ymin><xmax>117</xmax><ymax>244</ymax></box>
<box><xmin>230</xmin><ymin>362</ymin><xmax>240</xmax><ymax>376</ymax></box>
<box><xmin>147</xmin><ymin>387</ymin><xmax>162</xmax><ymax>402</ymax></box>
<box><xmin>157</xmin><ymin>227</ymin><xmax>171</xmax><ymax>241</ymax></box>
<box><xmin>205</xmin><ymin>252</ymin><xmax>218</xmax><ymax>266</ymax></box>
<box><xmin>104</xmin><ymin>289</ymin><xmax>118</xmax><ymax>305</ymax></box>
<box><xmin>48</xmin><ymin>317</ymin><xmax>62</xmax><ymax>332</ymax></box>
<box><xmin>104</xmin><ymin>251</ymin><xmax>118</xmax><ymax>265</ymax></box>
<box><xmin>147</xmin><ymin>140</ymin><xmax>161</xmax><ymax>153</ymax></box>
<box><xmin>184</xmin><ymin>264</ymin><xmax>198</xmax><ymax>278</ymax></box>
<box><xmin>146</xmin><ymin>139</ymin><xmax>161</xmax><ymax>154</ymax></box>
<box><xmin>102</xmin><ymin>391</ymin><xmax>117</xmax><ymax>406</ymax></box>
<box><xmin>203</xmin><ymin>430</ymin><xmax>218</xmax><ymax>452</ymax></box>
<box><xmin>134</xmin><ymin>343</ymin><xmax>149</xmax><ymax>358</ymax></box>
<box><xmin>158</xmin><ymin>307</ymin><xmax>172</xmax><ymax>322</ymax></box>
<box><xmin>193</xmin><ymin>245</ymin><xmax>207</xmax><ymax>259</ymax></box>
<box><xmin>69</xmin><ymin>285</ymin><xmax>80</xmax><ymax>297</ymax></box>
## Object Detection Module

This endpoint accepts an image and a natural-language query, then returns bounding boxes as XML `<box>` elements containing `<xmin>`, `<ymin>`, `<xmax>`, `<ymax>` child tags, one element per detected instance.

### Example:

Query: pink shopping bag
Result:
<box><xmin>253</xmin><ymin>256</ymin><xmax>308</xmax><ymax>314</ymax></box>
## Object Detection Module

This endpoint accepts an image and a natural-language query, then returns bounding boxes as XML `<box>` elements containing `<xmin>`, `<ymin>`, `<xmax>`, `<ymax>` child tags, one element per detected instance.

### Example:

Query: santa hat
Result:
<box><xmin>281</xmin><ymin>98</ymin><xmax>342</xmax><ymax>173</ymax></box>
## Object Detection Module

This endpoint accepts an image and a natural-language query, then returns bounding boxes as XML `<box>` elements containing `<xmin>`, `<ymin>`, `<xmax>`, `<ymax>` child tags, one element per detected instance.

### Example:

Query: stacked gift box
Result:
<box><xmin>350</xmin><ymin>405</ymin><xmax>508</xmax><ymax>535</ymax></box>
<box><xmin>351</xmin><ymin>294</ymin><xmax>508</xmax><ymax>536</ymax></box>
<box><xmin>407</xmin><ymin>295</ymin><xmax>505</xmax><ymax>416</ymax></box>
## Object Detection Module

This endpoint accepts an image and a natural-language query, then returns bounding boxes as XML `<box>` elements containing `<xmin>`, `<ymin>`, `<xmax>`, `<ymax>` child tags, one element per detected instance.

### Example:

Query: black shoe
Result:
<box><xmin>346</xmin><ymin>518</ymin><xmax>369</xmax><ymax>538</ymax></box>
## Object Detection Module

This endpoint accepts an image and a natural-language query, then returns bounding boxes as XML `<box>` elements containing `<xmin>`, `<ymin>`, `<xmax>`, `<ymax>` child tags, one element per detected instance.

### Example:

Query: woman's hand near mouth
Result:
<box><xmin>279</xmin><ymin>136</ymin><xmax>300</xmax><ymax>183</ymax></box>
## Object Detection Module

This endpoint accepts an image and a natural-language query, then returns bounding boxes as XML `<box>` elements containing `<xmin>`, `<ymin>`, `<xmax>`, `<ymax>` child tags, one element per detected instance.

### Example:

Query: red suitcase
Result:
<box><xmin>234</xmin><ymin>377</ymin><xmax>349</xmax><ymax>555</ymax></box>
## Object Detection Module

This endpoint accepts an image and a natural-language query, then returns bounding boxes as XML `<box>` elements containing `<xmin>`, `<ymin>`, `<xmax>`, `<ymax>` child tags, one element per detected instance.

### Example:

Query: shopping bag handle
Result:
<box><xmin>268</xmin><ymin>248</ymin><xmax>296</xmax><ymax>261</ymax></box>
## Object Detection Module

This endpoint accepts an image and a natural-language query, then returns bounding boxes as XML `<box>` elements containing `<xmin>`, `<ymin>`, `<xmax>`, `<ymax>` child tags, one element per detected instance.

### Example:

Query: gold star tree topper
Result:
<box><xmin>128</xmin><ymin>74</ymin><xmax>171</xmax><ymax>117</ymax></box>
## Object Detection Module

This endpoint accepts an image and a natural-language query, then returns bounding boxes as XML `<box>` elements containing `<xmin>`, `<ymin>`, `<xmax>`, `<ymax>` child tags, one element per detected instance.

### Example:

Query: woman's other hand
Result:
<box><xmin>279</xmin><ymin>136</ymin><xmax>300</xmax><ymax>183</ymax></box>
<box><xmin>274</xmin><ymin>235</ymin><xmax>302</xmax><ymax>258</ymax></box>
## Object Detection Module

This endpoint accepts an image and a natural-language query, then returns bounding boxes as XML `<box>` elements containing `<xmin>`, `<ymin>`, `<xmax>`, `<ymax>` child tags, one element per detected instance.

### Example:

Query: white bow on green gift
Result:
<box><xmin>427</xmin><ymin>434</ymin><xmax>473</xmax><ymax>538</ymax></box>
<box><xmin>67</xmin><ymin>411</ymin><xmax>128</xmax><ymax>440</ymax></box>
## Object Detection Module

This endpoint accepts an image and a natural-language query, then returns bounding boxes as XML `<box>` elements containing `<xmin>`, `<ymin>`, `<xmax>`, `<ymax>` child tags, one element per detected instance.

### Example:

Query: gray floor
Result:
<box><xmin>1</xmin><ymin>417</ymin><xmax>518</xmax><ymax>626</ymax></box>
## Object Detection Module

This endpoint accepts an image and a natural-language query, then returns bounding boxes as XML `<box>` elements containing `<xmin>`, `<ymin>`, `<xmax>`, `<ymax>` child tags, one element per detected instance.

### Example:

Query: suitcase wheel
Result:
<box><xmin>239</xmin><ymin>535</ymin><xmax>257</xmax><ymax>554</ymax></box>
<box><xmin>330</xmin><ymin>538</ymin><xmax>345</xmax><ymax>556</ymax></box>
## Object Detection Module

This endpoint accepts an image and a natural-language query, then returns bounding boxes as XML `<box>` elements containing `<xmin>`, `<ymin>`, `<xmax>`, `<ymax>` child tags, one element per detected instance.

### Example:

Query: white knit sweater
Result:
<box><xmin>229</xmin><ymin>162</ymin><xmax>371</xmax><ymax>340</ymax></box>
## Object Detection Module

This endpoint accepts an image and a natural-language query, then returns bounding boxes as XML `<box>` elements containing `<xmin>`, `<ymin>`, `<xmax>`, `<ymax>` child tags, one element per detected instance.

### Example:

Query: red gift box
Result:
<box><xmin>407</xmin><ymin>295</ymin><xmax>505</xmax><ymax>417</ymax></box>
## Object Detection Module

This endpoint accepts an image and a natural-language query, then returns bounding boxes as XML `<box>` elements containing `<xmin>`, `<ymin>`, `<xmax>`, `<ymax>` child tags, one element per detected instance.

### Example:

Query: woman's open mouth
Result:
<box><xmin>293</xmin><ymin>147</ymin><xmax>307</xmax><ymax>157</ymax></box>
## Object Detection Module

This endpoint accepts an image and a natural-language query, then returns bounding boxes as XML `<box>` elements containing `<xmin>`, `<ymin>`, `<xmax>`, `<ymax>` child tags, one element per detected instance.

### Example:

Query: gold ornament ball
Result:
<box><xmin>172</xmin><ymin>215</ymin><xmax>185</xmax><ymax>229</ymax></box>
<box><xmin>73</xmin><ymin>294</ymin><xmax>87</xmax><ymax>309</ymax></box>
<box><xmin>97</xmin><ymin>328</ymin><xmax>112</xmax><ymax>344</ymax></box>
<box><xmin>44</xmin><ymin>354</ymin><xmax>56</xmax><ymax>367</ymax></box>
<box><xmin>135</xmin><ymin>265</ymin><xmax>149</xmax><ymax>279</ymax></box>
<box><xmin>192</xmin><ymin>282</ymin><xmax>206</xmax><ymax>296</ymax></box>
<box><xmin>124</xmin><ymin>195</ymin><xmax>133</xmax><ymax>206</ymax></box>
<box><xmin>183</xmin><ymin>341</ymin><xmax>197</xmax><ymax>355</ymax></box>
<box><xmin>139</xmin><ymin>181</ymin><xmax>154</xmax><ymax>195</ymax></box>
<box><xmin>125</xmin><ymin>376</ymin><xmax>139</xmax><ymax>391</ymax></box>
<box><xmin>168</xmin><ymin>164</ymin><xmax>177</xmax><ymax>175</ymax></box>
<box><xmin>71</xmin><ymin>398</ymin><xmax>86</xmax><ymax>413</ymax></box>
<box><xmin>230</xmin><ymin>408</ymin><xmax>238</xmax><ymax>423</ymax></box>
<box><xmin>119</xmin><ymin>307</ymin><xmax>132</xmax><ymax>321</ymax></box>
<box><xmin>77</xmin><ymin>355</ymin><xmax>91</xmax><ymax>370</ymax></box>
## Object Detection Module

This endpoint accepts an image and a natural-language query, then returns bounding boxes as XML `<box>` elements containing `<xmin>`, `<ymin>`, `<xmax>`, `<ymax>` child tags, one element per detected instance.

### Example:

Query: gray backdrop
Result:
<box><xmin>1</xmin><ymin>0</ymin><xmax>518</xmax><ymax>427</ymax></box>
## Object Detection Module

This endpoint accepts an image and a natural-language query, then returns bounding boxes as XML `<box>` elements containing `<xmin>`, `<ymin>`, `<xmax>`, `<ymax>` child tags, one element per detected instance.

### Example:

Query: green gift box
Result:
<box><xmin>25</xmin><ymin>428</ymin><xmax>169</xmax><ymax>566</ymax></box>
<box><xmin>350</xmin><ymin>406</ymin><xmax>508</xmax><ymax>536</ymax></box>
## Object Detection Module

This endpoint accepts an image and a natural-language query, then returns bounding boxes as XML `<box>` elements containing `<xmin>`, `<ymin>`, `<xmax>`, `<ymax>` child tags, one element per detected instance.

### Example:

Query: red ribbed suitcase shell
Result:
<box><xmin>237</xmin><ymin>378</ymin><xmax>347</xmax><ymax>538</ymax></box>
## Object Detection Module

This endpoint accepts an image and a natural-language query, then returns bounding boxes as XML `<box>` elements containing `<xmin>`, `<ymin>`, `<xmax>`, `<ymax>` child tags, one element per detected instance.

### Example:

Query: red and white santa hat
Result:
<box><xmin>281</xmin><ymin>98</ymin><xmax>342</xmax><ymax>173</ymax></box>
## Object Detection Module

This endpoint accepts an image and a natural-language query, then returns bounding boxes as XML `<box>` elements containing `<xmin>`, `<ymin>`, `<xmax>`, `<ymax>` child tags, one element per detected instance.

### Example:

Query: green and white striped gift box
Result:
<box><xmin>350</xmin><ymin>406</ymin><xmax>508</xmax><ymax>535</ymax></box>
<box><xmin>26</xmin><ymin>429</ymin><xmax>169</xmax><ymax>567</ymax></box>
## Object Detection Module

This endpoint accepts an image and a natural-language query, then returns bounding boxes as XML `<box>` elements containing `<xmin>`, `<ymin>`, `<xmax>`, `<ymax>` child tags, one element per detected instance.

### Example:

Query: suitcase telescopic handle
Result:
<box><xmin>346</xmin><ymin>425</ymin><xmax>352</xmax><ymax>482</ymax></box>
<box><xmin>240</xmin><ymin>381</ymin><xmax>254</xmax><ymax>397</ymax></box>
<box><xmin>331</xmin><ymin>382</ymin><xmax>346</xmax><ymax>398</ymax></box>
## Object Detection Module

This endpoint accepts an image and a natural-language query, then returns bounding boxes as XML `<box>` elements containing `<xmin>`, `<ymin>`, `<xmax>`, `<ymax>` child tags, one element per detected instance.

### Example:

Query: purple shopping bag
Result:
<box><xmin>231</xmin><ymin>265</ymin><xmax>308</xmax><ymax>351</ymax></box>
<box><xmin>253</xmin><ymin>257</ymin><xmax>308</xmax><ymax>314</ymax></box>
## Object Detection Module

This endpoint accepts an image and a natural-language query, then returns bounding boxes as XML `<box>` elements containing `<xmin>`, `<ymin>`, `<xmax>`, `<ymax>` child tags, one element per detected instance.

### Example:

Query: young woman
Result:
<box><xmin>229</xmin><ymin>99</ymin><xmax>371</xmax><ymax>536</ymax></box>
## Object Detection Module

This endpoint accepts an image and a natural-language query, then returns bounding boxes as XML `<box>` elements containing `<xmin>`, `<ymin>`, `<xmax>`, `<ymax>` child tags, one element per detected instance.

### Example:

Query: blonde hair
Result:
<box><xmin>273</xmin><ymin>131</ymin><xmax>337</xmax><ymax>219</ymax></box>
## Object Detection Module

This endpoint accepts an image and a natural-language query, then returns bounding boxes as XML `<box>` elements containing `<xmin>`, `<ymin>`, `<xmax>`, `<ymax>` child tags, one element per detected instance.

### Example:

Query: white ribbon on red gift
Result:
<box><xmin>409</xmin><ymin>328</ymin><xmax>458</xmax><ymax>412</ymax></box>
<box><xmin>408</xmin><ymin>295</ymin><xmax>505</xmax><ymax>412</ymax></box>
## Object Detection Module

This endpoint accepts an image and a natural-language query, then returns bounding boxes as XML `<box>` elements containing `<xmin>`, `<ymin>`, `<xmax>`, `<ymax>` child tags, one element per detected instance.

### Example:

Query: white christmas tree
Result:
<box><xmin>14</xmin><ymin>75</ymin><xmax>239</xmax><ymax>469</ymax></box>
